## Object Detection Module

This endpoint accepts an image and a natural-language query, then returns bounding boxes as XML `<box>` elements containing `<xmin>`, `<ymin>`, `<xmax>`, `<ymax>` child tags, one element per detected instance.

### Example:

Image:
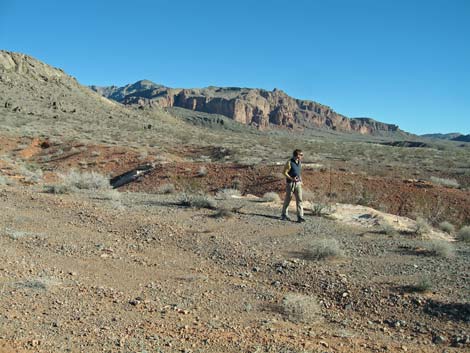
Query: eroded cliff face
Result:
<box><xmin>91</xmin><ymin>80</ymin><xmax>400</xmax><ymax>134</ymax></box>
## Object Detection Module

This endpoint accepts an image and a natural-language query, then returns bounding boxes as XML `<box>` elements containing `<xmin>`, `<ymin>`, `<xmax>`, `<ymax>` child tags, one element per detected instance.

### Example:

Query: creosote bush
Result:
<box><xmin>410</xmin><ymin>277</ymin><xmax>432</xmax><ymax>293</ymax></box>
<box><xmin>212</xmin><ymin>207</ymin><xmax>233</xmax><ymax>219</ymax></box>
<box><xmin>311</xmin><ymin>203</ymin><xmax>332</xmax><ymax>217</ymax></box>
<box><xmin>430</xmin><ymin>176</ymin><xmax>460</xmax><ymax>189</ymax></box>
<box><xmin>178</xmin><ymin>193</ymin><xmax>217</xmax><ymax>209</ymax></box>
<box><xmin>457</xmin><ymin>226</ymin><xmax>470</xmax><ymax>242</ymax></box>
<box><xmin>216</xmin><ymin>188</ymin><xmax>241</xmax><ymax>199</ymax></box>
<box><xmin>197</xmin><ymin>166</ymin><xmax>208</xmax><ymax>177</ymax></box>
<box><xmin>414</xmin><ymin>217</ymin><xmax>431</xmax><ymax>237</ymax></box>
<box><xmin>439</xmin><ymin>221</ymin><xmax>455</xmax><ymax>234</ymax></box>
<box><xmin>0</xmin><ymin>175</ymin><xmax>14</xmax><ymax>186</ymax></box>
<box><xmin>158</xmin><ymin>183</ymin><xmax>176</xmax><ymax>194</ymax></box>
<box><xmin>282</xmin><ymin>293</ymin><xmax>321</xmax><ymax>324</ymax></box>
<box><xmin>423</xmin><ymin>240</ymin><xmax>454</xmax><ymax>258</ymax></box>
<box><xmin>261</xmin><ymin>192</ymin><xmax>281</xmax><ymax>203</ymax></box>
<box><xmin>46</xmin><ymin>170</ymin><xmax>111</xmax><ymax>194</ymax></box>
<box><xmin>306</xmin><ymin>238</ymin><xmax>343</xmax><ymax>260</ymax></box>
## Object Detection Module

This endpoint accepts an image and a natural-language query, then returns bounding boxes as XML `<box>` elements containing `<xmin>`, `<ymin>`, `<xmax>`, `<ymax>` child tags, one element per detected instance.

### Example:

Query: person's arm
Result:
<box><xmin>283</xmin><ymin>161</ymin><xmax>293</xmax><ymax>181</ymax></box>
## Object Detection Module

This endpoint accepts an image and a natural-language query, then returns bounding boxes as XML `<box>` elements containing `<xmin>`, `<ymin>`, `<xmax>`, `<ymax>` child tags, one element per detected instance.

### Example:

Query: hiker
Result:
<box><xmin>281</xmin><ymin>149</ymin><xmax>305</xmax><ymax>223</ymax></box>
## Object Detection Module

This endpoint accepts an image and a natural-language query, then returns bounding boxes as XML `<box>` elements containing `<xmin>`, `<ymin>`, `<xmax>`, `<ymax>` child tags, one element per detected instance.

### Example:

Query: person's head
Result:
<box><xmin>293</xmin><ymin>149</ymin><xmax>303</xmax><ymax>159</ymax></box>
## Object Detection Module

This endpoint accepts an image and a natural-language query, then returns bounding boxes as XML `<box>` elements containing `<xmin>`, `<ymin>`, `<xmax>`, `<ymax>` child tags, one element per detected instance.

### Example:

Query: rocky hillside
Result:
<box><xmin>0</xmin><ymin>51</ymin><xmax>132</xmax><ymax>126</ymax></box>
<box><xmin>91</xmin><ymin>80</ymin><xmax>400</xmax><ymax>134</ymax></box>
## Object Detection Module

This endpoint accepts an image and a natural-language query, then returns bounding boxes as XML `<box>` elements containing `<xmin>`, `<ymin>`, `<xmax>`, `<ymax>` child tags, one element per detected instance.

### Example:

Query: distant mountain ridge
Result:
<box><xmin>421</xmin><ymin>133</ymin><xmax>470</xmax><ymax>142</ymax></box>
<box><xmin>91</xmin><ymin>80</ymin><xmax>401</xmax><ymax>134</ymax></box>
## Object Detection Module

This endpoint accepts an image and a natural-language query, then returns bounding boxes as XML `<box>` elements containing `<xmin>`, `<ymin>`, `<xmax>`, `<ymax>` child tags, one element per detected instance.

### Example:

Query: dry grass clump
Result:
<box><xmin>438</xmin><ymin>221</ymin><xmax>455</xmax><ymax>234</ymax></box>
<box><xmin>0</xmin><ymin>175</ymin><xmax>14</xmax><ymax>186</ymax></box>
<box><xmin>178</xmin><ymin>193</ymin><xmax>217</xmax><ymax>209</ymax></box>
<box><xmin>46</xmin><ymin>170</ymin><xmax>111</xmax><ymax>194</ymax></box>
<box><xmin>282</xmin><ymin>293</ymin><xmax>321</xmax><ymax>324</ymax></box>
<box><xmin>423</xmin><ymin>240</ymin><xmax>454</xmax><ymax>258</ymax></box>
<box><xmin>212</xmin><ymin>207</ymin><xmax>234</xmax><ymax>219</ymax></box>
<box><xmin>261</xmin><ymin>192</ymin><xmax>281</xmax><ymax>203</ymax></box>
<box><xmin>311</xmin><ymin>203</ymin><xmax>332</xmax><ymax>217</ymax></box>
<box><xmin>157</xmin><ymin>183</ymin><xmax>176</xmax><ymax>194</ymax></box>
<box><xmin>381</xmin><ymin>223</ymin><xmax>398</xmax><ymax>236</ymax></box>
<box><xmin>306</xmin><ymin>238</ymin><xmax>343</xmax><ymax>260</ymax></box>
<box><xmin>197</xmin><ymin>166</ymin><xmax>208</xmax><ymax>177</ymax></box>
<box><xmin>457</xmin><ymin>226</ymin><xmax>470</xmax><ymax>242</ymax></box>
<box><xmin>216</xmin><ymin>188</ymin><xmax>241</xmax><ymax>199</ymax></box>
<box><xmin>409</xmin><ymin>277</ymin><xmax>433</xmax><ymax>293</ymax></box>
<box><xmin>430</xmin><ymin>176</ymin><xmax>460</xmax><ymax>188</ymax></box>
<box><xmin>414</xmin><ymin>217</ymin><xmax>431</xmax><ymax>237</ymax></box>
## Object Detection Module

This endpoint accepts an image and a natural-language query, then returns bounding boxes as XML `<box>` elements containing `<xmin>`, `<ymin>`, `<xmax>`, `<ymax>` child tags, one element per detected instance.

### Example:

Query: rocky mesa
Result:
<box><xmin>91</xmin><ymin>80</ymin><xmax>400</xmax><ymax>134</ymax></box>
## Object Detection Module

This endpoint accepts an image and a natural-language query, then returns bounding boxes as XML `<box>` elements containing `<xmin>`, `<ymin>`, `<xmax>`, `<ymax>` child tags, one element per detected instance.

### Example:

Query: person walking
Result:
<box><xmin>281</xmin><ymin>149</ymin><xmax>305</xmax><ymax>223</ymax></box>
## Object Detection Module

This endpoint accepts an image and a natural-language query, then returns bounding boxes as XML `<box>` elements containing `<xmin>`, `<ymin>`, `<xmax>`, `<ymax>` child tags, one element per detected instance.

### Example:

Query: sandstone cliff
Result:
<box><xmin>92</xmin><ymin>80</ymin><xmax>399</xmax><ymax>134</ymax></box>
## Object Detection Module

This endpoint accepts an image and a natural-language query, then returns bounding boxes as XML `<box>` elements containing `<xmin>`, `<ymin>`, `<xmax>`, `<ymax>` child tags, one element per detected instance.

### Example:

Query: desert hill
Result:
<box><xmin>91</xmin><ymin>80</ymin><xmax>401</xmax><ymax>134</ymax></box>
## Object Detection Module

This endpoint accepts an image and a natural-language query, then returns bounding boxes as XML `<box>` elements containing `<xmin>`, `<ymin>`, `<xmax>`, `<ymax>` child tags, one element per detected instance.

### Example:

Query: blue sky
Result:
<box><xmin>1</xmin><ymin>0</ymin><xmax>469</xmax><ymax>134</ymax></box>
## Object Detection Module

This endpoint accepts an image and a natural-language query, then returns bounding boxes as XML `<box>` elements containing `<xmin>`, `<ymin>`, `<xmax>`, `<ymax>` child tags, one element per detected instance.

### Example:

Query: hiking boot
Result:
<box><xmin>297</xmin><ymin>217</ymin><xmax>306</xmax><ymax>223</ymax></box>
<box><xmin>280</xmin><ymin>215</ymin><xmax>291</xmax><ymax>221</ymax></box>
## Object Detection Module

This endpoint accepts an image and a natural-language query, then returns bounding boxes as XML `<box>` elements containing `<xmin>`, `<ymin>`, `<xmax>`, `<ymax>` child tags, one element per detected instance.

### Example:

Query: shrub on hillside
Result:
<box><xmin>306</xmin><ymin>238</ymin><xmax>343</xmax><ymax>260</ymax></box>
<box><xmin>46</xmin><ymin>170</ymin><xmax>111</xmax><ymax>194</ymax></box>
<box><xmin>158</xmin><ymin>183</ymin><xmax>176</xmax><ymax>194</ymax></box>
<box><xmin>216</xmin><ymin>188</ymin><xmax>241</xmax><ymax>199</ymax></box>
<box><xmin>457</xmin><ymin>226</ymin><xmax>470</xmax><ymax>242</ymax></box>
<box><xmin>311</xmin><ymin>203</ymin><xmax>332</xmax><ymax>217</ymax></box>
<box><xmin>197</xmin><ymin>166</ymin><xmax>208</xmax><ymax>177</ymax></box>
<box><xmin>423</xmin><ymin>240</ymin><xmax>454</xmax><ymax>258</ymax></box>
<box><xmin>414</xmin><ymin>217</ymin><xmax>431</xmax><ymax>237</ymax></box>
<box><xmin>438</xmin><ymin>221</ymin><xmax>455</xmax><ymax>234</ymax></box>
<box><xmin>212</xmin><ymin>207</ymin><xmax>234</xmax><ymax>219</ymax></box>
<box><xmin>430</xmin><ymin>176</ymin><xmax>460</xmax><ymax>188</ymax></box>
<box><xmin>282</xmin><ymin>293</ymin><xmax>321</xmax><ymax>324</ymax></box>
<box><xmin>261</xmin><ymin>192</ymin><xmax>281</xmax><ymax>203</ymax></box>
<box><xmin>409</xmin><ymin>277</ymin><xmax>432</xmax><ymax>293</ymax></box>
<box><xmin>178</xmin><ymin>193</ymin><xmax>217</xmax><ymax>209</ymax></box>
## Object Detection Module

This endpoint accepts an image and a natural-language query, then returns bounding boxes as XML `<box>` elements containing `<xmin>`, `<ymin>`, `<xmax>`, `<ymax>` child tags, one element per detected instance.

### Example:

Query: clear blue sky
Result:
<box><xmin>1</xmin><ymin>0</ymin><xmax>469</xmax><ymax>134</ymax></box>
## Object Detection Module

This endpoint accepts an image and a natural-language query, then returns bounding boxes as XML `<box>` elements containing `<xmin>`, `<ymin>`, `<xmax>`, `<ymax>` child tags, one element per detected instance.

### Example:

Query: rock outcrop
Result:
<box><xmin>92</xmin><ymin>80</ymin><xmax>399</xmax><ymax>134</ymax></box>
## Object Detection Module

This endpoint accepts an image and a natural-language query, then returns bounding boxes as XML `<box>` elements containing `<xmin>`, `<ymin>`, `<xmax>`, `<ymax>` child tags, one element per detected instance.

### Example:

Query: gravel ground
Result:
<box><xmin>0</xmin><ymin>186</ymin><xmax>469</xmax><ymax>352</ymax></box>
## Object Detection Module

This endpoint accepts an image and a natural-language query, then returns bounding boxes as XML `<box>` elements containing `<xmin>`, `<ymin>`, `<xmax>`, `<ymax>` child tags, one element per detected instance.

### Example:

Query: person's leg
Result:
<box><xmin>281</xmin><ymin>183</ymin><xmax>293</xmax><ymax>218</ymax></box>
<box><xmin>295</xmin><ymin>183</ymin><xmax>304</xmax><ymax>220</ymax></box>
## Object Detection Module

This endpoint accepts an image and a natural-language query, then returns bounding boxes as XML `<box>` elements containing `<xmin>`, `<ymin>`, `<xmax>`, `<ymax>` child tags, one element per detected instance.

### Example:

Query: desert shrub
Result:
<box><xmin>4</xmin><ymin>228</ymin><xmax>44</xmax><ymax>240</ymax></box>
<box><xmin>423</xmin><ymin>240</ymin><xmax>454</xmax><ymax>258</ymax></box>
<box><xmin>197</xmin><ymin>166</ymin><xmax>208</xmax><ymax>177</ymax></box>
<box><xmin>158</xmin><ymin>183</ymin><xmax>176</xmax><ymax>194</ymax></box>
<box><xmin>381</xmin><ymin>223</ymin><xmax>398</xmax><ymax>236</ymax></box>
<box><xmin>91</xmin><ymin>150</ymin><xmax>101</xmax><ymax>157</ymax></box>
<box><xmin>410</xmin><ymin>277</ymin><xmax>432</xmax><ymax>293</ymax></box>
<box><xmin>138</xmin><ymin>150</ymin><xmax>148</xmax><ymax>160</ymax></box>
<box><xmin>261</xmin><ymin>192</ymin><xmax>281</xmax><ymax>203</ymax></box>
<box><xmin>212</xmin><ymin>207</ymin><xmax>233</xmax><ymax>219</ymax></box>
<box><xmin>306</xmin><ymin>238</ymin><xmax>343</xmax><ymax>260</ymax></box>
<box><xmin>414</xmin><ymin>217</ymin><xmax>431</xmax><ymax>236</ymax></box>
<box><xmin>311</xmin><ymin>203</ymin><xmax>332</xmax><ymax>217</ymax></box>
<box><xmin>216</xmin><ymin>188</ymin><xmax>241</xmax><ymax>199</ymax></box>
<box><xmin>46</xmin><ymin>170</ymin><xmax>111</xmax><ymax>194</ymax></box>
<box><xmin>178</xmin><ymin>193</ymin><xmax>217</xmax><ymax>209</ymax></box>
<box><xmin>19</xmin><ymin>166</ymin><xmax>43</xmax><ymax>183</ymax></box>
<box><xmin>282</xmin><ymin>293</ymin><xmax>321</xmax><ymax>324</ymax></box>
<box><xmin>457</xmin><ymin>226</ymin><xmax>470</xmax><ymax>242</ymax></box>
<box><xmin>231</xmin><ymin>178</ymin><xmax>242</xmax><ymax>190</ymax></box>
<box><xmin>438</xmin><ymin>221</ymin><xmax>455</xmax><ymax>234</ymax></box>
<box><xmin>0</xmin><ymin>175</ymin><xmax>14</xmax><ymax>186</ymax></box>
<box><xmin>430</xmin><ymin>176</ymin><xmax>460</xmax><ymax>188</ymax></box>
